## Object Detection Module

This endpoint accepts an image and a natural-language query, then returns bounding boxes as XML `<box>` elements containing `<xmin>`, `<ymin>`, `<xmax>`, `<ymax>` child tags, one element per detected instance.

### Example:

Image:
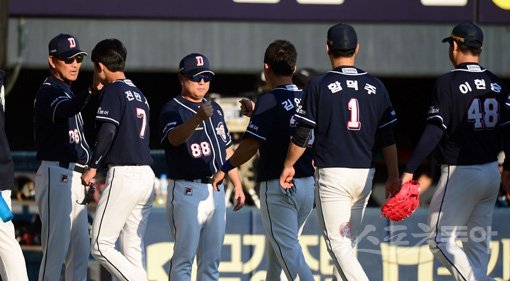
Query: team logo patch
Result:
<box><xmin>185</xmin><ymin>187</ymin><xmax>193</xmax><ymax>196</ymax></box>
<box><xmin>61</xmin><ymin>174</ymin><xmax>68</xmax><ymax>183</ymax></box>
<box><xmin>97</xmin><ymin>107</ymin><xmax>109</xmax><ymax>115</ymax></box>
<box><xmin>428</xmin><ymin>106</ymin><xmax>440</xmax><ymax>114</ymax></box>
<box><xmin>339</xmin><ymin>222</ymin><xmax>351</xmax><ymax>238</ymax></box>
<box><xmin>491</xmin><ymin>83</ymin><xmax>502</xmax><ymax>93</ymax></box>
<box><xmin>216</xmin><ymin>122</ymin><xmax>227</xmax><ymax>142</ymax></box>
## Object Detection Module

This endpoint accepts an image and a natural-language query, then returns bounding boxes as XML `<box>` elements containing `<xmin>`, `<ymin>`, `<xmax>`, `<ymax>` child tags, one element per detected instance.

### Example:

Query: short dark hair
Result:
<box><xmin>453</xmin><ymin>41</ymin><xmax>482</xmax><ymax>56</ymax></box>
<box><xmin>91</xmin><ymin>39</ymin><xmax>127</xmax><ymax>72</ymax></box>
<box><xmin>329</xmin><ymin>48</ymin><xmax>356</xmax><ymax>58</ymax></box>
<box><xmin>263</xmin><ymin>40</ymin><xmax>297</xmax><ymax>76</ymax></box>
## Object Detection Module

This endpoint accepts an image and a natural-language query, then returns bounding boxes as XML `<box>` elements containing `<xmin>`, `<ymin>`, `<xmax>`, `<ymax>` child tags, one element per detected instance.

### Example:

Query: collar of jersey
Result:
<box><xmin>47</xmin><ymin>75</ymin><xmax>72</xmax><ymax>92</ymax></box>
<box><xmin>176</xmin><ymin>95</ymin><xmax>207</xmax><ymax>107</ymax></box>
<box><xmin>329</xmin><ymin>66</ymin><xmax>367</xmax><ymax>76</ymax></box>
<box><xmin>273</xmin><ymin>84</ymin><xmax>299</xmax><ymax>91</ymax></box>
<box><xmin>114</xmin><ymin>79</ymin><xmax>136</xmax><ymax>87</ymax></box>
<box><xmin>453</xmin><ymin>63</ymin><xmax>485</xmax><ymax>72</ymax></box>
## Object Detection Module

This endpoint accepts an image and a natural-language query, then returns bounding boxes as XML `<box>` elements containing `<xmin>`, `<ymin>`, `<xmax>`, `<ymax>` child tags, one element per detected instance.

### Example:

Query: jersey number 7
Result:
<box><xmin>136</xmin><ymin>108</ymin><xmax>147</xmax><ymax>139</ymax></box>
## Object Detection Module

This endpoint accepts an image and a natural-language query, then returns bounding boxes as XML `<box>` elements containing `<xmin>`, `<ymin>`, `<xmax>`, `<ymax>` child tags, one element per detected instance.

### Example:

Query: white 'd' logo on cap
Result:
<box><xmin>195</xmin><ymin>56</ymin><xmax>204</xmax><ymax>66</ymax></box>
<box><xmin>68</xmin><ymin>38</ymin><xmax>76</xmax><ymax>48</ymax></box>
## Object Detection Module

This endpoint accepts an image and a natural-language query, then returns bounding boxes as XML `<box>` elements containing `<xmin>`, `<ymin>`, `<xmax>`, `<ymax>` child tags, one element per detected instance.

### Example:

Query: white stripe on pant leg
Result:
<box><xmin>91</xmin><ymin>167</ymin><xmax>153</xmax><ymax>281</ymax></box>
<box><xmin>315</xmin><ymin>168</ymin><xmax>370</xmax><ymax>281</ymax></box>
<box><xmin>428</xmin><ymin>165</ymin><xmax>471</xmax><ymax>281</ymax></box>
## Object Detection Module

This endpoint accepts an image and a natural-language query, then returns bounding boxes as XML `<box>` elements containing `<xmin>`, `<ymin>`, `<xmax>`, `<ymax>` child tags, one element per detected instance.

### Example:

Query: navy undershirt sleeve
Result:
<box><xmin>405</xmin><ymin>124</ymin><xmax>444</xmax><ymax>173</ymax></box>
<box><xmin>89</xmin><ymin>122</ymin><xmax>117</xmax><ymax>168</ymax></box>
<box><xmin>376</xmin><ymin>125</ymin><xmax>396</xmax><ymax>148</ymax></box>
<box><xmin>292</xmin><ymin>123</ymin><xmax>313</xmax><ymax>148</ymax></box>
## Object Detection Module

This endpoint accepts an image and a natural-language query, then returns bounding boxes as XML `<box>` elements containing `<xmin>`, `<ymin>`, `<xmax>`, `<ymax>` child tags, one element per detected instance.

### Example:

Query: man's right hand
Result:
<box><xmin>239</xmin><ymin>99</ymin><xmax>255</xmax><ymax>117</ymax></box>
<box><xmin>90</xmin><ymin>71</ymin><xmax>104</xmax><ymax>94</ymax></box>
<box><xmin>279</xmin><ymin>166</ymin><xmax>295</xmax><ymax>189</ymax></box>
<box><xmin>197</xmin><ymin>101</ymin><xmax>213</xmax><ymax>121</ymax></box>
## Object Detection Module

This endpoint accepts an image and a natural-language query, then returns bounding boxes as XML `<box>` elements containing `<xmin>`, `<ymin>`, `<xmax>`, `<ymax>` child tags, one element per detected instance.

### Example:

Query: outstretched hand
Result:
<box><xmin>239</xmin><ymin>99</ymin><xmax>255</xmax><ymax>117</ymax></box>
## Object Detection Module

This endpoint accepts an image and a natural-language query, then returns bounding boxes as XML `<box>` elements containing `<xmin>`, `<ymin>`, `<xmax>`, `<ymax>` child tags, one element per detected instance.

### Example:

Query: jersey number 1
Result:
<box><xmin>467</xmin><ymin>98</ymin><xmax>498</xmax><ymax>129</ymax></box>
<box><xmin>347</xmin><ymin>98</ymin><xmax>361</xmax><ymax>130</ymax></box>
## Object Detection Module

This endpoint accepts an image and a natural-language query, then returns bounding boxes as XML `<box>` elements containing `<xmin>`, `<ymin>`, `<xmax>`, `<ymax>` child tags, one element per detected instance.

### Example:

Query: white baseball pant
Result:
<box><xmin>428</xmin><ymin>162</ymin><xmax>499</xmax><ymax>281</ymax></box>
<box><xmin>260</xmin><ymin>177</ymin><xmax>315</xmax><ymax>281</ymax></box>
<box><xmin>315</xmin><ymin>167</ymin><xmax>375</xmax><ymax>281</ymax></box>
<box><xmin>91</xmin><ymin>165</ymin><xmax>155</xmax><ymax>281</ymax></box>
<box><xmin>35</xmin><ymin>161</ymin><xmax>90</xmax><ymax>281</ymax></box>
<box><xmin>0</xmin><ymin>190</ymin><xmax>29</xmax><ymax>281</ymax></box>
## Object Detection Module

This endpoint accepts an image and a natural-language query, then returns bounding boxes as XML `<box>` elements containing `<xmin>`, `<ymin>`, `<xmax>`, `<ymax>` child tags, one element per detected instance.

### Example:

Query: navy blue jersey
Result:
<box><xmin>244</xmin><ymin>84</ymin><xmax>314</xmax><ymax>181</ymax></box>
<box><xmin>427</xmin><ymin>63</ymin><xmax>510</xmax><ymax>165</ymax></box>
<box><xmin>296</xmin><ymin>66</ymin><xmax>397</xmax><ymax>168</ymax></box>
<box><xmin>34</xmin><ymin>76</ymin><xmax>91</xmax><ymax>165</ymax></box>
<box><xmin>95</xmin><ymin>79</ymin><xmax>153</xmax><ymax>166</ymax></box>
<box><xmin>159</xmin><ymin>96</ymin><xmax>232</xmax><ymax>179</ymax></box>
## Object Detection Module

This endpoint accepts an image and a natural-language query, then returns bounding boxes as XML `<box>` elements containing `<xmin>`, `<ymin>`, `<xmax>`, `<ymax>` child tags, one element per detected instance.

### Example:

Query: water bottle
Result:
<box><xmin>0</xmin><ymin>194</ymin><xmax>13</xmax><ymax>222</ymax></box>
<box><xmin>159</xmin><ymin>174</ymin><xmax>168</xmax><ymax>205</ymax></box>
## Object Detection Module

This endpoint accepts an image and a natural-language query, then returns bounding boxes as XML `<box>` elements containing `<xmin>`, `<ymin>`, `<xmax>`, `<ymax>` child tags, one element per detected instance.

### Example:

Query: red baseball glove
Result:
<box><xmin>381</xmin><ymin>180</ymin><xmax>420</xmax><ymax>222</ymax></box>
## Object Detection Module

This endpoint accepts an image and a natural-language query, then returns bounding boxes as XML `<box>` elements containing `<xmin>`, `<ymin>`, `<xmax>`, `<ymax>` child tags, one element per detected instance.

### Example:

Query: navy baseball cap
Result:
<box><xmin>327</xmin><ymin>23</ymin><xmax>358</xmax><ymax>51</ymax></box>
<box><xmin>179</xmin><ymin>53</ymin><xmax>215</xmax><ymax>76</ymax></box>
<box><xmin>442</xmin><ymin>21</ymin><xmax>483</xmax><ymax>49</ymax></box>
<box><xmin>48</xmin><ymin>34</ymin><xmax>87</xmax><ymax>59</ymax></box>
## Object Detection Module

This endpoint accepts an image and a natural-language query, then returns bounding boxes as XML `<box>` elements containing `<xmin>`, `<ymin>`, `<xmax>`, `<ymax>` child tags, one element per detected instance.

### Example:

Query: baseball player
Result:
<box><xmin>213</xmin><ymin>40</ymin><xmax>315</xmax><ymax>280</ymax></box>
<box><xmin>159</xmin><ymin>53</ymin><xmax>245</xmax><ymax>280</ymax></box>
<box><xmin>401</xmin><ymin>21</ymin><xmax>510</xmax><ymax>281</ymax></box>
<box><xmin>280</xmin><ymin>23</ymin><xmax>400</xmax><ymax>281</ymax></box>
<box><xmin>33</xmin><ymin>33</ymin><xmax>92</xmax><ymax>281</ymax></box>
<box><xmin>0</xmin><ymin>70</ymin><xmax>29</xmax><ymax>281</ymax></box>
<box><xmin>81</xmin><ymin>38</ymin><xmax>155</xmax><ymax>281</ymax></box>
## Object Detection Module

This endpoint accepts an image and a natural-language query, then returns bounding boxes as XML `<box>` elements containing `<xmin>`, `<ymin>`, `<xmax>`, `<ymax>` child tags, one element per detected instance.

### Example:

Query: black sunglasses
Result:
<box><xmin>62</xmin><ymin>54</ymin><xmax>85</xmax><ymax>64</ymax></box>
<box><xmin>188</xmin><ymin>73</ymin><xmax>212</xmax><ymax>83</ymax></box>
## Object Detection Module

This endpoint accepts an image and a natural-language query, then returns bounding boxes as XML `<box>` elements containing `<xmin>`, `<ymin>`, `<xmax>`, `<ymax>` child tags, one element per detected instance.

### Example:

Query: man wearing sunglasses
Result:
<box><xmin>159</xmin><ymin>53</ymin><xmax>245</xmax><ymax>280</ymax></box>
<box><xmin>33</xmin><ymin>33</ymin><xmax>94</xmax><ymax>281</ymax></box>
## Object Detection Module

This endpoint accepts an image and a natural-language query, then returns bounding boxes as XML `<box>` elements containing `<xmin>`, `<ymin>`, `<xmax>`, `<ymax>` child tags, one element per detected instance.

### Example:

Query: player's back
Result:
<box><xmin>430</xmin><ymin>63</ymin><xmax>510</xmax><ymax>165</ymax></box>
<box><xmin>299</xmin><ymin>66</ymin><xmax>396</xmax><ymax>169</ymax></box>
<box><xmin>97</xmin><ymin>79</ymin><xmax>152</xmax><ymax>166</ymax></box>
<box><xmin>245</xmin><ymin>84</ymin><xmax>314</xmax><ymax>181</ymax></box>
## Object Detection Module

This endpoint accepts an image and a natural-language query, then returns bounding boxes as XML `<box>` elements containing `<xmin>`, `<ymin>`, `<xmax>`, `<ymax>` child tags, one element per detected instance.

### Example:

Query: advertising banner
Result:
<box><xmin>8</xmin><ymin>0</ymin><xmax>483</xmax><ymax>23</ymax></box>
<box><xmin>144</xmin><ymin>207</ymin><xmax>510</xmax><ymax>281</ymax></box>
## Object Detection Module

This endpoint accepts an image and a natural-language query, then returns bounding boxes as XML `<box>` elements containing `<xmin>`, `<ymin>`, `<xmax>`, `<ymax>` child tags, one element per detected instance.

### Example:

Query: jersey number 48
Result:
<box><xmin>467</xmin><ymin>98</ymin><xmax>498</xmax><ymax>129</ymax></box>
